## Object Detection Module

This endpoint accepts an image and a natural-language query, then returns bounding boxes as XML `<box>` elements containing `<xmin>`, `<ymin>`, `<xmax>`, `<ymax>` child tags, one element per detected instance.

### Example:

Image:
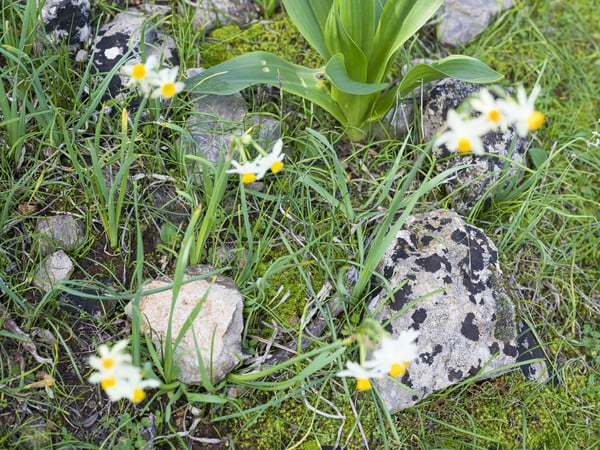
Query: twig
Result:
<box><xmin>0</xmin><ymin>304</ymin><xmax>53</xmax><ymax>366</ymax></box>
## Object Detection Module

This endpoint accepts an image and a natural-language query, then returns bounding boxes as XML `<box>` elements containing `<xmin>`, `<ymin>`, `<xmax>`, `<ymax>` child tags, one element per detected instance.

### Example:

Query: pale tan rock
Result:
<box><xmin>33</xmin><ymin>250</ymin><xmax>74</xmax><ymax>292</ymax></box>
<box><xmin>130</xmin><ymin>265</ymin><xmax>244</xmax><ymax>385</ymax></box>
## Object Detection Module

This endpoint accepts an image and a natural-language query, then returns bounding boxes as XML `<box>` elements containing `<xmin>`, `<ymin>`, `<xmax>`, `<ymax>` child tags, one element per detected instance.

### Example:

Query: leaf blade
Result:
<box><xmin>184</xmin><ymin>51</ymin><xmax>345</xmax><ymax>124</ymax></box>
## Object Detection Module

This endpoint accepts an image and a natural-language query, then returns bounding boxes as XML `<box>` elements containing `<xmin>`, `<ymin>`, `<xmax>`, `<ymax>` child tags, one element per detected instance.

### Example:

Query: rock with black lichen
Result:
<box><xmin>422</xmin><ymin>78</ymin><xmax>529</xmax><ymax>216</ymax></box>
<box><xmin>367</xmin><ymin>209</ymin><xmax>519</xmax><ymax>412</ymax></box>
<box><xmin>41</xmin><ymin>0</ymin><xmax>91</xmax><ymax>52</ymax></box>
<box><xmin>91</xmin><ymin>7</ymin><xmax>178</xmax><ymax>98</ymax></box>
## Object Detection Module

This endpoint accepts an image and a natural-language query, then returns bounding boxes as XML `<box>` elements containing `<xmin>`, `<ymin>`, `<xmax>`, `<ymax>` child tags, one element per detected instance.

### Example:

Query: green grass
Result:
<box><xmin>1</xmin><ymin>0</ymin><xmax>599</xmax><ymax>448</ymax></box>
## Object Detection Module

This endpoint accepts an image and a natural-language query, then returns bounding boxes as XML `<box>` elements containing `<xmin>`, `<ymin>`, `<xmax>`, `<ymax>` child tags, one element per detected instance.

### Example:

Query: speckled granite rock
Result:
<box><xmin>184</xmin><ymin>68</ymin><xmax>281</xmax><ymax>166</ymax></box>
<box><xmin>41</xmin><ymin>0</ymin><xmax>91</xmax><ymax>52</ymax></box>
<box><xmin>367</xmin><ymin>209</ymin><xmax>519</xmax><ymax>412</ymax></box>
<box><xmin>36</xmin><ymin>214</ymin><xmax>84</xmax><ymax>256</ymax></box>
<box><xmin>189</xmin><ymin>0</ymin><xmax>259</xmax><ymax>32</ymax></box>
<box><xmin>438</xmin><ymin>0</ymin><xmax>514</xmax><ymax>47</ymax></box>
<box><xmin>127</xmin><ymin>265</ymin><xmax>244</xmax><ymax>385</ymax></box>
<box><xmin>422</xmin><ymin>79</ymin><xmax>529</xmax><ymax>216</ymax></box>
<box><xmin>33</xmin><ymin>250</ymin><xmax>74</xmax><ymax>292</ymax></box>
<box><xmin>92</xmin><ymin>7</ymin><xmax>178</xmax><ymax>97</ymax></box>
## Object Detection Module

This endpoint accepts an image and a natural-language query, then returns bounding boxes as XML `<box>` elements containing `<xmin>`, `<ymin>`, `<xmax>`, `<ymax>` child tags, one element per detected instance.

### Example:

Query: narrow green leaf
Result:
<box><xmin>184</xmin><ymin>51</ymin><xmax>345</xmax><ymax>124</ymax></box>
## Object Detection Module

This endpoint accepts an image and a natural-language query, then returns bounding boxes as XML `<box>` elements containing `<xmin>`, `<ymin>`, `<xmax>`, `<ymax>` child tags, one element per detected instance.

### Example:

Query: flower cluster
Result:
<box><xmin>88</xmin><ymin>340</ymin><xmax>160</xmax><ymax>403</ymax></box>
<box><xmin>121</xmin><ymin>55</ymin><xmax>184</xmax><ymax>99</ymax></box>
<box><xmin>337</xmin><ymin>329</ymin><xmax>419</xmax><ymax>391</ymax></box>
<box><xmin>226</xmin><ymin>133</ymin><xmax>285</xmax><ymax>184</ymax></box>
<box><xmin>435</xmin><ymin>85</ymin><xmax>545</xmax><ymax>155</ymax></box>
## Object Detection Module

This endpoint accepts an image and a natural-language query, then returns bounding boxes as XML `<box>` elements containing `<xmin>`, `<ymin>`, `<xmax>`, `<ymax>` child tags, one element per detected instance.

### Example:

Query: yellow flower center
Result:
<box><xmin>101</xmin><ymin>375</ymin><xmax>116</xmax><ymax>389</ymax></box>
<box><xmin>131</xmin><ymin>388</ymin><xmax>146</xmax><ymax>403</ymax></box>
<box><xmin>528</xmin><ymin>111</ymin><xmax>544</xmax><ymax>131</ymax></box>
<box><xmin>131</xmin><ymin>64</ymin><xmax>146</xmax><ymax>80</ymax></box>
<box><xmin>356</xmin><ymin>378</ymin><xmax>371</xmax><ymax>391</ymax></box>
<box><xmin>161</xmin><ymin>82</ymin><xmax>176</xmax><ymax>99</ymax></box>
<box><xmin>488</xmin><ymin>109</ymin><xmax>501</xmax><ymax>123</ymax></box>
<box><xmin>271</xmin><ymin>161</ymin><xmax>284</xmax><ymax>174</ymax></box>
<box><xmin>241</xmin><ymin>173</ymin><xmax>257</xmax><ymax>184</ymax></box>
<box><xmin>457</xmin><ymin>137</ymin><xmax>472</xmax><ymax>153</ymax></box>
<box><xmin>101</xmin><ymin>356</ymin><xmax>114</xmax><ymax>370</ymax></box>
<box><xmin>389</xmin><ymin>361</ymin><xmax>409</xmax><ymax>378</ymax></box>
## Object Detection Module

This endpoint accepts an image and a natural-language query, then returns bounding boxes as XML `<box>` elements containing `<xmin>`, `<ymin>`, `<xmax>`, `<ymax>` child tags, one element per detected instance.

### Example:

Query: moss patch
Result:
<box><xmin>200</xmin><ymin>15</ymin><xmax>324</xmax><ymax>69</ymax></box>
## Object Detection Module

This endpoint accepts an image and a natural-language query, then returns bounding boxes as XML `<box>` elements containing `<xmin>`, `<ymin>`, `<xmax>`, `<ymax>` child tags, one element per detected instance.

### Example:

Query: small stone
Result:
<box><xmin>184</xmin><ymin>71</ymin><xmax>281</xmax><ymax>168</ymax></box>
<box><xmin>36</xmin><ymin>214</ymin><xmax>84</xmax><ymax>256</ymax></box>
<box><xmin>33</xmin><ymin>250</ymin><xmax>74</xmax><ymax>292</ymax></box>
<box><xmin>126</xmin><ymin>265</ymin><xmax>244</xmax><ymax>385</ymax></box>
<box><xmin>438</xmin><ymin>0</ymin><xmax>514</xmax><ymax>47</ymax></box>
<box><xmin>188</xmin><ymin>0</ymin><xmax>259</xmax><ymax>33</ymax></box>
<box><xmin>367</xmin><ymin>209</ymin><xmax>518</xmax><ymax>412</ymax></box>
<box><xmin>371</xmin><ymin>101</ymin><xmax>415</xmax><ymax>140</ymax></box>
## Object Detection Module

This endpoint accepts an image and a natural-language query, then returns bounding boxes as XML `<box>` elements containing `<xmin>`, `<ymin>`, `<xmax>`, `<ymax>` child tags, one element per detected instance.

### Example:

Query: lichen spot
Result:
<box><xmin>262</xmin><ymin>67</ymin><xmax>270</xmax><ymax>73</ymax></box>
<box><xmin>104</xmin><ymin>47</ymin><xmax>121</xmax><ymax>60</ymax></box>
<box><xmin>260</xmin><ymin>60</ymin><xmax>267</xmax><ymax>65</ymax></box>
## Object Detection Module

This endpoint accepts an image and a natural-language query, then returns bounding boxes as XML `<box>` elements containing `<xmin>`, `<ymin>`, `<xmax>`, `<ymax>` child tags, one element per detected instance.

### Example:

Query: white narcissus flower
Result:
<box><xmin>88</xmin><ymin>340</ymin><xmax>160</xmax><ymax>403</ymax></box>
<box><xmin>88</xmin><ymin>340</ymin><xmax>131</xmax><ymax>376</ymax></box>
<box><xmin>102</xmin><ymin>368</ymin><xmax>160</xmax><ymax>403</ymax></box>
<box><xmin>226</xmin><ymin>159</ymin><xmax>261</xmax><ymax>184</ymax></box>
<box><xmin>121</xmin><ymin>55</ymin><xmax>159</xmax><ymax>95</ymax></box>
<box><xmin>92</xmin><ymin>363</ymin><xmax>143</xmax><ymax>400</ymax></box>
<box><xmin>502</xmin><ymin>85</ymin><xmax>545</xmax><ymax>137</ymax></box>
<box><xmin>336</xmin><ymin>361</ymin><xmax>378</xmax><ymax>391</ymax></box>
<box><xmin>256</xmin><ymin>139</ymin><xmax>285</xmax><ymax>179</ymax></box>
<box><xmin>435</xmin><ymin>110</ymin><xmax>490</xmax><ymax>155</ymax></box>
<box><xmin>365</xmin><ymin>330</ymin><xmax>419</xmax><ymax>378</ymax></box>
<box><xmin>469</xmin><ymin>89</ymin><xmax>511</xmax><ymax>131</ymax></box>
<box><xmin>130</xmin><ymin>374</ymin><xmax>161</xmax><ymax>404</ymax></box>
<box><xmin>150</xmin><ymin>67</ymin><xmax>185</xmax><ymax>99</ymax></box>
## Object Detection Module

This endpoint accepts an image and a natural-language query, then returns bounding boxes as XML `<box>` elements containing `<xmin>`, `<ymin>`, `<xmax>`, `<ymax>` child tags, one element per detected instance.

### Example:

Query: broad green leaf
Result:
<box><xmin>324</xmin><ymin>53</ymin><xmax>387</xmax><ymax>131</ymax></box>
<box><xmin>336</xmin><ymin>0</ymin><xmax>376</xmax><ymax>60</ymax></box>
<box><xmin>281</xmin><ymin>0</ymin><xmax>333</xmax><ymax>60</ymax></box>
<box><xmin>397</xmin><ymin>55</ymin><xmax>504</xmax><ymax>97</ymax></box>
<box><xmin>528</xmin><ymin>147</ymin><xmax>548</xmax><ymax>169</ymax></box>
<box><xmin>369</xmin><ymin>0</ymin><xmax>444</xmax><ymax>82</ymax></box>
<box><xmin>184</xmin><ymin>51</ymin><xmax>345</xmax><ymax>124</ymax></box>
<box><xmin>371</xmin><ymin>55</ymin><xmax>502</xmax><ymax>122</ymax></box>
<box><xmin>324</xmin><ymin>54</ymin><xmax>388</xmax><ymax>95</ymax></box>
